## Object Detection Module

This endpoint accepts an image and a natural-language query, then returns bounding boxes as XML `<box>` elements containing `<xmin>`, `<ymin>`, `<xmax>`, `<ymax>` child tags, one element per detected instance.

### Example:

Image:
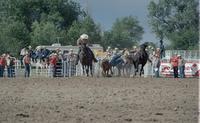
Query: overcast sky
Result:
<box><xmin>77</xmin><ymin>0</ymin><xmax>159</xmax><ymax>44</ymax></box>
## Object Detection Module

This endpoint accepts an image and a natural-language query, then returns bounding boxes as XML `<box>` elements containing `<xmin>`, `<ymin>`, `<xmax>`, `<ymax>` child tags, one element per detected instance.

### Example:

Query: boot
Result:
<box><xmin>75</xmin><ymin>55</ymin><xmax>79</xmax><ymax>65</ymax></box>
<box><xmin>93</xmin><ymin>57</ymin><xmax>98</xmax><ymax>62</ymax></box>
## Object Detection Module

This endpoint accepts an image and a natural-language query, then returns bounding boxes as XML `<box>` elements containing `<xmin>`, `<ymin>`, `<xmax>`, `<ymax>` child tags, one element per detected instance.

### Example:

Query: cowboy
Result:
<box><xmin>109</xmin><ymin>48</ymin><xmax>124</xmax><ymax>66</ymax></box>
<box><xmin>106</xmin><ymin>46</ymin><xmax>113</xmax><ymax>54</ymax></box>
<box><xmin>76</xmin><ymin>34</ymin><xmax>98</xmax><ymax>65</ymax></box>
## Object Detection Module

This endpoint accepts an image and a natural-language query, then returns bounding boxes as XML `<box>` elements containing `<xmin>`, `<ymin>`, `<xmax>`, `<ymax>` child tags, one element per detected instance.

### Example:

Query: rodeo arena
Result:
<box><xmin>0</xmin><ymin>34</ymin><xmax>199</xmax><ymax>123</ymax></box>
<box><xmin>0</xmin><ymin>43</ymin><xmax>199</xmax><ymax>79</ymax></box>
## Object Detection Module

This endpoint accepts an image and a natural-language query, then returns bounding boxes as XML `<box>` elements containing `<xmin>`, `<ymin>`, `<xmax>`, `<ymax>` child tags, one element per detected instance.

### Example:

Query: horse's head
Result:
<box><xmin>140</xmin><ymin>42</ymin><xmax>149</xmax><ymax>51</ymax></box>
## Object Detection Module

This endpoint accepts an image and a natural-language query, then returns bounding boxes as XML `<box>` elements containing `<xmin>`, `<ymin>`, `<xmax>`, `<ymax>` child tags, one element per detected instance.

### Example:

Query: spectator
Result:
<box><xmin>23</xmin><ymin>53</ymin><xmax>31</xmax><ymax>78</ymax></box>
<box><xmin>0</xmin><ymin>54</ymin><xmax>6</xmax><ymax>77</ymax></box>
<box><xmin>6</xmin><ymin>54</ymin><xmax>15</xmax><ymax>78</ymax></box>
<box><xmin>49</xmin><ymin>53</ymin><xmax>58</xmax><ymax>77</ymax></box>
<box><xmin>63</xmin><ymin>50</ymin><xmax>69</xmax><ymax>61</ymax></box>
<box><xmin>68</xmin><ymin>49</ymin><xmax>76</xmax><ymax>62</ymax></box>
<box><xmin>28</xmin><ymin>45</ymin><xmax>36</xmax><ymax>63</ymax></box>
<box><xmin>153</xmin><ymin>54</ymin><xmax>161</xmax><ymax>78</ymax></box>
<box><xmin>20</xmin><ymin>47</ymin><xmax>28</xmax><ymax>66</ymax></box>
<box><xmin>68</xmin><ymin>49</ymin><xmax>76</xmax><ymax>76</ymax></box>
<box><xmin>170</xmin><ymin>53</ymin><xmax>179</xmax><ymax>78</ymax></box>
<box><xmin>178</xmin><ymin>55</ymin><xmax>185</xmax><ymax>78</ymax></box>
<box><xmin>154</xmin><ymin>48</ymin><xmax>161</xmax><ymax>58</ymax></box>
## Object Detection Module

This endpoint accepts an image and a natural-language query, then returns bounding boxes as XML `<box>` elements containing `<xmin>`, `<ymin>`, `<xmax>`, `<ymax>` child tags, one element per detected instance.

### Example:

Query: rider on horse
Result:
<box><xmin>75</xmin><ymin>34</ymin><xmax>98</xmax><ymax>65</ymax></box>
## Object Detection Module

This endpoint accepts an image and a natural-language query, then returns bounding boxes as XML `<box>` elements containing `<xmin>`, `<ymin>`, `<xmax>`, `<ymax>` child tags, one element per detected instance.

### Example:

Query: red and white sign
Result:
<box><xmin>160</xmin><ymin>61</ymin><xmax>200</xmax><ymax>78</ymax></box>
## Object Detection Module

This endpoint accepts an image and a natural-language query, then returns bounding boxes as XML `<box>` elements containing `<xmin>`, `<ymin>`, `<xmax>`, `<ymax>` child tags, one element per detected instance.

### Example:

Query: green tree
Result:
<box><xmin>148</xmin><ymin>0</ymin><xmax>199</xmax><ymax>50</ymax></box>
<box><xmin>66</xmin><ymin>16</ymin><xmax>101</xmax><ymax>45</ymax></box>
<box><xmin>3</xmin><ymin>0</ymin><xmax>82</xmax><ymax>30</ymax></box>
<box><xmin>102</xmin><ymin>16</ymin><xmax>144</xmax><ymax>49</ymax></box>
<box><xmin>0</xmin><ymin>19</ymin><xmax>30</xmax><ymax>56</ymax></box>
<box><xmin>30</xmin><ymin>21</ymin><xmax>65</xmax><ymax>47</ymax></box>
<box><xmin>0</xmin><ymin>0</ymin><xmax>84</xmax><ymax>55</ymax></box>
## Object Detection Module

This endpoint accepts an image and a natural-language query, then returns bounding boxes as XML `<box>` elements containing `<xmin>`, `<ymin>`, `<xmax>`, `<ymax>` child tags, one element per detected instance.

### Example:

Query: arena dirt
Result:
<box><xmin>0</xmin><ymin>77</ymin><xmax>198</xmax><ymax>123</ymax></box>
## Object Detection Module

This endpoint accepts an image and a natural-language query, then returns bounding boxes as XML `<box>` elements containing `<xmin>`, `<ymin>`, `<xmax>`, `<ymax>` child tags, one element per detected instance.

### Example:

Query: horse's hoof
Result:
<box><xmin>107</xmin><ymin>75</ymin><xmax>112</xmax><ymax>77</ymax></box>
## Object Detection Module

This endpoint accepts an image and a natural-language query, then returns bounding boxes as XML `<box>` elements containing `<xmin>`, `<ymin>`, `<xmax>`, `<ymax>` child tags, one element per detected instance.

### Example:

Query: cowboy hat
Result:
<box><xmin>80</xmin><ymin>34</ymin><xmax>89</xmax><ymax>40</ymax></box>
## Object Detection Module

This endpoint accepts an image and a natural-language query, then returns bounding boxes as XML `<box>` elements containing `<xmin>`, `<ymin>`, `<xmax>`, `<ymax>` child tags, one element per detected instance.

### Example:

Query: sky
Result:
<box><xmin>77</xmin><ymin>0</ymin><xmax>159</xmax><ymax>44</ymax></box>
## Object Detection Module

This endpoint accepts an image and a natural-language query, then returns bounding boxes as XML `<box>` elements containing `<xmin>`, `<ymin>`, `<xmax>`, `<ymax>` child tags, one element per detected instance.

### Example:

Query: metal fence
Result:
<box><xmin>4</xmin><ymin>60</ymin><xmax>103</xmax><ymax>78</ymax></box>
<box><xmin>2</xmin><ymin>50</ymin><xmax>199</xmax><ymax>78</ymax></box>
<box><xmin>164</xmin><ymin>50</ymin><xmax>199</xmax><ymax>61</ymax></box>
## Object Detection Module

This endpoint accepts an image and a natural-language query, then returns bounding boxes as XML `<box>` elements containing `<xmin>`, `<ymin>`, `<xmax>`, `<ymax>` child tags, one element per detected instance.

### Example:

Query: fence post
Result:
<box><xmin>69</xmin><ymin>61</ymin><xmax>72</xmax><ymax>77</ymax></box>
<box><xmin>63</xmin><ymin>60</ymin><xmax>66</xmax><ymax>78</ymax></box>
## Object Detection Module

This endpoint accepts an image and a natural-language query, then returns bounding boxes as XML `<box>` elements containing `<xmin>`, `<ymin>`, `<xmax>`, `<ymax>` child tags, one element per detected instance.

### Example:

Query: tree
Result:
<box><xmin>2</xmin><ymin>0</ymin><xmax>83</xmax><ymax>31</ymax></box>
<box><xmin>0</xmin><ymin>18</ymin><xmax>30</xmax><ymax>56</ymax></box>
<box><xmin>102</xmin><ymin>16</ymin><xmax>144</xmax><ymax>49</ymax></box>
<box><xmin>30</xmin><ymin>21</ymin><xmax>65</xmax><ymax>47</ymax></box>
<box><xmin>66</xmin><ymin>16</ymin><xmax>101</xmax><ymax>45</ymax></box>
<box><xmin>0</xmin><ymin>0</ymin><xmax>84</xmax><ymax>55</ymax></box>
<box><xmin>148</xmin><ymin>0</ymin><xmax>199</xmax><ymax>50</ymax></box>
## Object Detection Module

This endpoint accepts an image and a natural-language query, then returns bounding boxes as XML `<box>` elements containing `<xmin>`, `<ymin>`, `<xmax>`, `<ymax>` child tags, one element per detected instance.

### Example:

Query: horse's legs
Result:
<box><xmin>86</xmin><ymin>66</ymin><xmax>89</xmax><ymax>77</ymax></box>
<box><xmin>82</xmin><ymin>65</ymin><xmax>85</xmax><ymax>75</ymax></box>
<box><xmin>90</xmin><ymin>65</ymin><xmax>93</xmax><ymax>77</ymax></box>
<box><xmin>110</xmin><ymin>65</ymin><xmax>113</xmax><ymax>75</ymax></box>
<box><xmin>140</xmin><ymin>65</ymin><xmax>144</xmax><ymax>77</ymax></box>
<box><xmin>133</xmin><ymin>63</ymin><xmax>137</xmax><ymax>76</ymax></box>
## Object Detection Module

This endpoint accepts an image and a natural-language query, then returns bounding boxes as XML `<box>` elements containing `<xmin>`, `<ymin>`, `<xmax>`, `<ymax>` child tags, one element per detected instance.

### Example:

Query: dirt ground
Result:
<box><xmin>0</xmin><ymin>77</ymin><xmax>198</xmax><ymax>123</ymax></box>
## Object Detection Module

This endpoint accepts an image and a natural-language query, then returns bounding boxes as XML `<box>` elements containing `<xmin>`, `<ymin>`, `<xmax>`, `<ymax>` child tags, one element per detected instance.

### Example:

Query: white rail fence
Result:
<box><xmin>4</xmin><ymin>59</ymin><xmax>198</xmax><ymax>78</ymax></box>
<box><xmin>3</xmin><ymin>59</ymin><xmax>155</xmax><ymax>78</ymax></box>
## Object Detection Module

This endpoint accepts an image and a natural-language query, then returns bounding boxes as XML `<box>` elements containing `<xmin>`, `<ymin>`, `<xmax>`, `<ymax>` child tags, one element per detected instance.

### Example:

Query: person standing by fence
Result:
<box><xmin>170</xmin><ymin>54</ymin><xmax>179</xmax><ymax>78</ymax></box>
<box><xmin>49</xmin><ymin>53</ymin><xmax>58</xmax><ymax>77</ymax></box>
<box><xmin>20</xmin><ymin>47</ymin><xmax>28</xmax><ymax>67</ymax></box>
<box><xmin>153</xmin><ymin>54</ymin><xmax>161</xmax><ymax>78</ymax></box>
<box><xmin>178</xmin><ymin>55</ymin><xmax>185</xmax><ymax>78</ymax></box>
<box><xmin>0</xmin><ymin>54</ymin><xmax>6</xmax><ymax>77</ymax></box>
<box><xmin>23</xmin><ymin>53</ymin><xmax>31</xmax><ymax>78</ymax></box>
<box><xmin>6</xmin><ymin>54</ymin><xmax>15</xmax><ymax>78</ymax></box>
<box><xmin>68</xmin><ymin>49</ymin><xmax>76</xmax><ymax>76</ymax></box>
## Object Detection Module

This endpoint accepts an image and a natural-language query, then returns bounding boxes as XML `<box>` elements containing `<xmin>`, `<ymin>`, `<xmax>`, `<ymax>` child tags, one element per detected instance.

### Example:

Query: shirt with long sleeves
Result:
<box><xmin>170</xmin><ymin>56</ymin><xmax>179</xmax><ymax>67</ymax></box>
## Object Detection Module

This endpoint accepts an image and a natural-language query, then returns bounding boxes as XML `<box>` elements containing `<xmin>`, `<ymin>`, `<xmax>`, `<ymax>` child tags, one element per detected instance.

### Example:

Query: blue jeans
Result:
<box><xmin>173</xmin><ymin>66</ymin><xmax>178</xmax><ymax>78</ymax></box>
<box><xmin>154</xmin><ymin>67</ymin><xmax>160</xmax><ymax>78</ymax></box>
<box><xmin>179</xmin><ymin>66</ymin><xmax>185</xmax><ymax>78</ymax></box>
<box><xmin>0</xmin><ymin>65</ymin><xmax>4</xmax><ymax>77</ymax></box>
<box><xmin>7</xmin><ymin>66</ymin><xmax>14</xmax><ymax>78</ymax></box>
<box><xmin>25</xmin><ymin>64</ymin><xmax>30</xmax><ymax>78</ymax></box>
